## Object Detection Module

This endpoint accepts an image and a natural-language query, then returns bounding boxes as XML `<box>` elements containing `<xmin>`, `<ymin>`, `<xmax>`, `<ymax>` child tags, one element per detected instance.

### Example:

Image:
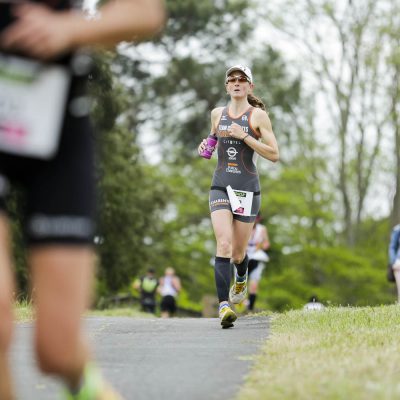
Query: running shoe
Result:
<box><xmin>219</xmin><ymin>305</ymin><xmax>237</xmax><ymax>329</ymax></box>
<box><xmin>96</xmin><ymin>384</ymin><xmax>123</xmax><ymax>400</ymax></box>
<box><xmin>63</xmin><ymin>363</ymin><xmax>124</xmax><ymax>400</ymax></box>
<box><xmin>229</xmin><ymin>276</ymin><xmax>248</xmax><ymax>304</ymax></box>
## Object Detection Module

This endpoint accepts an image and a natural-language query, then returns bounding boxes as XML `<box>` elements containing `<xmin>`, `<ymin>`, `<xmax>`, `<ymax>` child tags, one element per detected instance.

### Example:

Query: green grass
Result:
<box><xmin>238</xmin><ymin>305</ymin><xmax>400</xmax><ymax>400</ymax></box>
<box><xmin>14</xmin><ymin>300</ymin><xmax>34</xmax><ymax>321</ymax></box>
<box><xmin>14</xmin><ymin>303</ymin><xmax>150</xmax><ymax>322</ymax></box>
<box><xmin>89</xmin><ymin>307</ymin><xmax>153</xmax><ymax>318</ymax></box>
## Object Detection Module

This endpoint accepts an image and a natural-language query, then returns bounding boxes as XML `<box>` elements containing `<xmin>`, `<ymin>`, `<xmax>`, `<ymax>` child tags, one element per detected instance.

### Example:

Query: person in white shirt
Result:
<box><xmin>159</xmin><ymin>267</ymin><xmax>181</xmax><ymax>318</ymax></box>
<box><xmin>246</xmin><ymin>213</ymin><xmax>270</xmax><ymax>311</ymax></box>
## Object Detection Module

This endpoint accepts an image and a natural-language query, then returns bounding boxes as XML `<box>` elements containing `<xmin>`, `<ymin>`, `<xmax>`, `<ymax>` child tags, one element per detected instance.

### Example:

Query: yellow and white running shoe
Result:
<box><xmin>229</xmin><ymin>278</ymin><xmax>248</xmax><ymax>304</ymax></box>
<box><xmin>219</xmin><ymin>305</ymin><xmax>237</xmax><ymax>329</ymax></box>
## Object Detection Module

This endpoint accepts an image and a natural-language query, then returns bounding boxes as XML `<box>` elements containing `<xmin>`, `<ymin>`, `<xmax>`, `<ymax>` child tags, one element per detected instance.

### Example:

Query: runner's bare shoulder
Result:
<box><xmin>211</xmin><ymin>107</ymin><xmax>224</xmax><ymax>123</ymax></box>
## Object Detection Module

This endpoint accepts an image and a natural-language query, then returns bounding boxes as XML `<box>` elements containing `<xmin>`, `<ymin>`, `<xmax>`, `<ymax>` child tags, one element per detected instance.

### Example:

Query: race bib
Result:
<box><xmin>0</xmin><ymin>54</ymin><xmax>71</xmax><ymax>159</ymax></box>
<box><xmin>226</xmin><ymin>185</ymin><xmax>254</xmax><ymax>216</ymax></box>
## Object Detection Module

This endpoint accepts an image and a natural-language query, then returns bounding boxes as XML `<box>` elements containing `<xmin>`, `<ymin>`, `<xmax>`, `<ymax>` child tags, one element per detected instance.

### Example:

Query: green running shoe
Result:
<box><xmin>63</xmin><ymin>363</ymin><xmax>123</xmax><ymax>400</ymax></box>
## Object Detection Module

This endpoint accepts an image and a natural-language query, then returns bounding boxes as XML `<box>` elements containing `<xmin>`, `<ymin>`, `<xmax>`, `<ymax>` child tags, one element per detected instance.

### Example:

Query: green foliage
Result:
<box><xmin>113</xmin><ymin>0</ymin><xmax>297</xmax><ymax>160</ymax></box>
<box><xmin>251</xmin><ymin>46</ymin><xmax>301</xmax><ymax>142</ymax></box>
<box><xmin>261</xmin><ymin>245</ymin><xmax>393</xmax><ymax>312</ymax></box>
<box><xmin>95</xmin><ymin>125</ymin><xmax>168</xmax><ymax>291</ymax></box>
<box><xmin>259</xmin><ymin>137</ymin><xmax>336</xmax><ymax>249</ymax></box>
<box><xmin>164</xmin><ymin>0</ymin><xmax>253</xmax><ymax>47</ymax></box>
<box><xmin>143</xmin><ymin>158</ymin><xmax>216</xmax><ymax>301</ymax></box>
<box><xmin>90</xmin><ymin>54</ymin><xmax>170</xmax><ymax>292</ymax></box>
<box><xmin>254</xmin><ymin>137</ymin><xmax>393</xmax><ymax>311</ymax></box>
<box><xmin>89</xmin><ymin>52</ymin><xmax>129</xmax><ymax>135</ymax></box>
<box><xmin>7</xmin><ymin>189</ymin><xmax>29</xmax><ymax>295</ymax></box>
<box><xmin>8</xmin><ymin>1</ymin><xmax>396</xmax><ymax>314</ymax></box>
<box><xmin>177</xmin><ymin>287</ymin><xmax>203</xmax><ymax>312</ymax></box>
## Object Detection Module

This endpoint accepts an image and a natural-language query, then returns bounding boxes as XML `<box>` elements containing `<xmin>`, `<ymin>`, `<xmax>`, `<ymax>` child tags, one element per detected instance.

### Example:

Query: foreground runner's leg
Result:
<box><xmin>30</xmin><ymin>247</ymin><xmax>123</xmax><ymax>400</ymax></box>
<box><xmin>0</xmin><ymin>216</ymin><xmax>16</xmax><ymax>400</ymax></box>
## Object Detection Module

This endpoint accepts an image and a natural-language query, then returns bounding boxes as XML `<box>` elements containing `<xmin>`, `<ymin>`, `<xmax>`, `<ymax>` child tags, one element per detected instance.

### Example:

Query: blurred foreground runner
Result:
<box><xmin>0</xmin><ymin>1</ymin><xmax>165</xmax><ymax>399</ymax></box>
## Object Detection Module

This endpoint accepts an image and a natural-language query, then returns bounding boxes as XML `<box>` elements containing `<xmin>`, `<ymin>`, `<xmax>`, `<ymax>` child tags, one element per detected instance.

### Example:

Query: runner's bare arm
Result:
<box><xmin>198</xmin><ymin>107</ymin><xmax>223</xmax><ymax>154</ymax></box>
<box><xmin>244</xmin><ymin>108</ymin><xmax>279</xmax><ymax>162</ymax></box>
<box><xmin>260</xmin><ymin>225</ymin><xmax>270</xmax><ymax>250</ymax></box>
<box><xmin>173</xmin><ymin>277</ymin><xmax>181</xmax><ymax>292</ymax></box>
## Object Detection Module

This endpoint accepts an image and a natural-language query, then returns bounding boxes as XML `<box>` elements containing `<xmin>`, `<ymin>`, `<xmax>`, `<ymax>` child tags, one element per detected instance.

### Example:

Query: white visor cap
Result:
<box><xmin>225</xmin><ymin>65</ymin><xmax>253</xmax><ymax>83</ymax></box>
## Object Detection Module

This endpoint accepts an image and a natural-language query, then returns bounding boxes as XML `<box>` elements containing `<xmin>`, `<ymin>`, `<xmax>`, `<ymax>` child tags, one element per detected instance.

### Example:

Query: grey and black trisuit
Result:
<box><xmin>209</xmin><ymin>106</ymin><xmax>261</xmax><ymax>223</ymax></box>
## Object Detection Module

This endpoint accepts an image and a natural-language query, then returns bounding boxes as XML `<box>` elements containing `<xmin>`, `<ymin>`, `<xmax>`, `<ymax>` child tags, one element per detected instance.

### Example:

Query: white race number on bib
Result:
<box><xmin>226</xmin><ymin>185</ymin><xmax>254</xmax><ymax>217</ymax></box>
<box><xmin>0</xmin><ymin>54</ymin><xmax>70</xmax><ymax>159</ymax></box>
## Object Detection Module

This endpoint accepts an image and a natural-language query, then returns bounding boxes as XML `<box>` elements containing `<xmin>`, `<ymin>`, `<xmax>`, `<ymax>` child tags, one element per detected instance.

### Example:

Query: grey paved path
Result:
<box><xmin>11</xmin><ymin>316</ymin><xmax>269</xmax><ymax>400</ymax></box>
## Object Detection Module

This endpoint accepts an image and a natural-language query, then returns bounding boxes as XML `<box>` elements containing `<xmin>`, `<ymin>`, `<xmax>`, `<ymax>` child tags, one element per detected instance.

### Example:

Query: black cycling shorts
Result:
<box><xmin>0</xmin><ymin>113</ymin><xmax>96</xmax><ymax>246</ymax></box>
<box><xmin>247</xmin><ymin>259</ymin><xmax>259</xmax><ymax>276</ymax></box>
<box><xmin>160</xmin><ymin>295</ymin><xmax>177</xmax><ymax>314</ymax></box>
<box><xmin>209</xmin><ymin>188</ymin><xmax>260</xmax><ymax>223</ymax></box>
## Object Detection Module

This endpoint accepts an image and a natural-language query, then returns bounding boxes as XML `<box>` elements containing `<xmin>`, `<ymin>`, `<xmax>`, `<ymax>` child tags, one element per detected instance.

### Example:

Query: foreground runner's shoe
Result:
<box><xmin>229</xmin><ymin>276</ymin><xmax>248</xmax><ymax>304</ymax></box>
<box><xmin>64</xmin><ymin>363</ymin><xmax>123</xmax><ymax>400</ymax></box>
<box><xmin>219</xmin><ymin>304</ymin><xmax>237</xmax><ymax>329</ymax></box>
<box><xmin>96</xmin><ymin>384</ymin><xmax>123</xmax><ymax>400</ymax></box>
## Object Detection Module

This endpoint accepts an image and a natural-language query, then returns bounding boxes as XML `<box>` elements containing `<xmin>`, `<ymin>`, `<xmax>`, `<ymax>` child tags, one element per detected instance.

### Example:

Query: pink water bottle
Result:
<box><xmin>200</xmin><ymin>134</ymin><xmax>218</xmax><ymax>159</ymax></box>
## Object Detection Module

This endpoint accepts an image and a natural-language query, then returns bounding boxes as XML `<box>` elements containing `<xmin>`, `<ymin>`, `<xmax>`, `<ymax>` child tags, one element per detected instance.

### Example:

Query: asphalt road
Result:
<box><xmin>11</xmin><ymin>315</ymin><xmax>269</xmax><ymax>400</ymax></box>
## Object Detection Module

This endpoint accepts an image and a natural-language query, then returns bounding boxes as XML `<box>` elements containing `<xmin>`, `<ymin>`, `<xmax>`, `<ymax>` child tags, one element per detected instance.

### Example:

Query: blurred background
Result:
<box><xmin>11</xmin><ymin>0</ymin><xmax>400</xmax><ymax>312</ymax></box>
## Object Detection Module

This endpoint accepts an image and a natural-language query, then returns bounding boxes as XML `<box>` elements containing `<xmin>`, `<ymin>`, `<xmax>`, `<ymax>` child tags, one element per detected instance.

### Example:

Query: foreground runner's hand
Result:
<box><xmin>0</xmin><ymin>0</ymin><xmax>166</xmax><ymax>60</ymax></box>
<box><xmin>0</xmin><ymin>4</ymin><xmax>78</xmax><ymax>60</ymax></box>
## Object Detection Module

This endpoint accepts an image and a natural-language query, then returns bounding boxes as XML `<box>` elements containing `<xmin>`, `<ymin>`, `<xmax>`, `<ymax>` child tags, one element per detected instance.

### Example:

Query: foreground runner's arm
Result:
<box><xmin>0</xmin><ymin>0</ymin><xmax>166</xmax><ymax>60</ymax></box>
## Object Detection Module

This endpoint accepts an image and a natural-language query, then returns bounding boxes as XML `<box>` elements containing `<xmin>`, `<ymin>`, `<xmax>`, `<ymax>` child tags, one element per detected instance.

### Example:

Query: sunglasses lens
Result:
<box><xmin>227</xmin><ymin>76</ymin><xmax>248</xmax><ymax>83</ymax></box>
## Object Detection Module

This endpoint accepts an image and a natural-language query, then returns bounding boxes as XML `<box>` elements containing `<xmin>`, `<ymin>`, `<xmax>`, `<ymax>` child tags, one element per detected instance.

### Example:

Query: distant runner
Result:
<box><xmin>198</xmin><ymin>65</ymin><xmax>279</xmax><ymax>328</ymax></box>
<box><xmin>246</xmin><ymin>212</ymin><xmax>270</xmax><ymax>311</ymax></box>
<box><xmin>159</xmin><ymin>267</ymin><xmax>181</xmax><ymax>318</ymax></box>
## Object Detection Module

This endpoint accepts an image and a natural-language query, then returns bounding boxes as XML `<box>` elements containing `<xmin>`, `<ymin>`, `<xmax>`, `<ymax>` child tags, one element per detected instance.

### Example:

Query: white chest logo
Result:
<box><xmin>227</xmin><ymin>147</ymin><xmax>238</xmax><ymax>160</ymax></box>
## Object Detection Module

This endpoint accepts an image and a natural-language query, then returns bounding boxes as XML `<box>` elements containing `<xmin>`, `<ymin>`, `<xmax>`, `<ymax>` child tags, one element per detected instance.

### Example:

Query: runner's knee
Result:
<box><xmin>216</xmin><ymin>238</ymin><xmax>231</xmax><ymax>257</ymax></box>
<box><xmin>231</xmin><ymin>251</ymin><xmax>246</xmax><ymax>265</ymax></box>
